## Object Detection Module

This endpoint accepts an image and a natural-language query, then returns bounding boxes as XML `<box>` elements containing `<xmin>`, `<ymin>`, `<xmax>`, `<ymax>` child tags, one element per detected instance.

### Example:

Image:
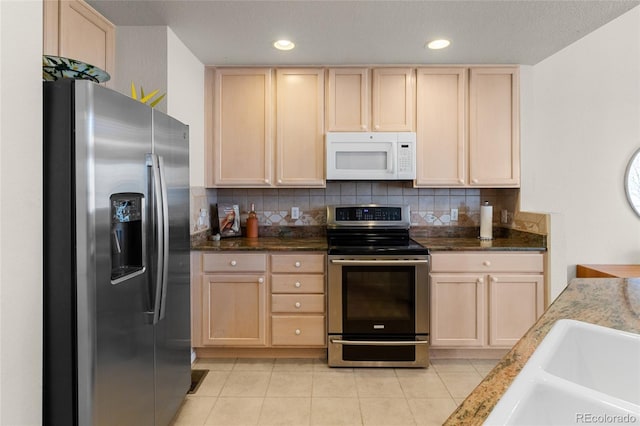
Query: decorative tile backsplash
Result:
<box><xmin>190</xmin><ymin>182</ymin><xmax>522</xmax><ymax>235</ymax></box>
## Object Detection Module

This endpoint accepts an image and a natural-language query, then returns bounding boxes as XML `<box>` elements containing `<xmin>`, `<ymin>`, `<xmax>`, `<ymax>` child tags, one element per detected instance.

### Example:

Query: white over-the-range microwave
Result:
<box><xmin>325</xmin><ymin>132</ymin><xmax>416</xmax><ymax>180</ymax></box>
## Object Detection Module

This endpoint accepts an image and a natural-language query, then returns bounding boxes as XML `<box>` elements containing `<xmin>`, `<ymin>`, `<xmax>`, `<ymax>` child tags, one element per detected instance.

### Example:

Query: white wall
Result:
<box><xmin>115</xmin><ymin>26</ymin><xmax>169</xmax><ymax>113</ymax></box>
<box><xmin>521</xmin><ymin>6</ymin><xmax>640</xmax><ymax>298</ymax></box>
<box><xmin>166</xmin><ymin>28</ymin><xmax>205</xmax><ymax>187</ymax></box>
<box><xmin>0</xmin><ymin>0</ymin><xmax>43</xmax><ymax>424</ymax></box>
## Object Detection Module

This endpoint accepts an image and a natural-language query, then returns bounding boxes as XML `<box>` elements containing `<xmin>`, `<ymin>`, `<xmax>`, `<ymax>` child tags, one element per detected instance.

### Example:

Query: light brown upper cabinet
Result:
<box><xmin>207</xmin><ymin>67</ymin><xmax>325</xmax><ymax>188</ymax></box>
<box><xmin>276</xmin><ymin>69</ymin><xmax>325</xmax><ymax>187</ymax></box>
<box><xmin>208</xmin><ymin>68</ymin><xmax>274</xmax><ymax>187</ymax></box>
<box><xmin>415</xmin><ymin>68</ymin><xmax>467</xmax><ymax>186</ymax></box>
<box><xmin>415</xmin><ymin>66</ymin><xmax>520</xmax><ymax>187</ymax></box>
<box><xmin>326</xmin><ymin>67</ymin><xmax>415</xmax><ymax>132</ymax></box>
<box><xmin>43</xmin><ymin>0</ymin><xmax>115</xmax><ymax>86</ymax></box>
<box><xmin>325</xmin><ymin>68</ymin><xmax>370</xmax><ymax>131</ymax></box>
<box><xmin>469</xmin><ymin>67</ymin><xmax>520</xmax><ymax>187</ymax></box>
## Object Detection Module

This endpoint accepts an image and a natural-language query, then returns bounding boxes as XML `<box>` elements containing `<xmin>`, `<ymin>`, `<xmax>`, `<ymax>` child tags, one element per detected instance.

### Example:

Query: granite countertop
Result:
<box><xmin>444</xmin><ymin>277</ymin><xmax>640</xmax><ymax>425</ymax></box>
<box><xmin>412</xmin><ymin>227</ymin><xmax>546</xmax><ymax>251</ymax></box>
<box><xmin>192</xmin><ymin>236</ymin><xmax>328</xmax><ymax>251</ymax></box>
<box><xmin>191</xmin><ymin>226</ymin><xmax>546</xmax><ymax>252</ymax></box>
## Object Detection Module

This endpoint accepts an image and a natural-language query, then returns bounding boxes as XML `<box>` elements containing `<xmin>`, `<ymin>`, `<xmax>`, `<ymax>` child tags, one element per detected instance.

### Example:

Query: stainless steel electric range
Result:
<box><xmin>326</xmin><ymin>204</ymin><xmax>430</xmax><ymax>368</ymax></box>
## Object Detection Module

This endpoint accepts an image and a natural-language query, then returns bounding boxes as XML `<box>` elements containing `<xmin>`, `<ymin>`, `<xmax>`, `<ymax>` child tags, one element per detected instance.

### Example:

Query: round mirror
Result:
<box><xmin>624</xmin><ymin>148</ymin><xmax>640</xmax><ymax>217</ymax></box>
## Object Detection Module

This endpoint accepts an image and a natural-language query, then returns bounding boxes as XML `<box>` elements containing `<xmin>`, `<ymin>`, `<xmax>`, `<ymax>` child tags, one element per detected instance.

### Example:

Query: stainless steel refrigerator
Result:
<box><xmin>43</xmin><ymin>79</ymin><xmax>191</xmax><ymax>426</ymax></box>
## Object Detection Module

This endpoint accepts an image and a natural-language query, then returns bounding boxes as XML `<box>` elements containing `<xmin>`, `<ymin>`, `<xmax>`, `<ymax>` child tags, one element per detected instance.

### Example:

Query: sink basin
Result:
<box><xmin>485</xmin><ymin>319</ymin><xmax>640</xmax><ymax>425</ymax></box>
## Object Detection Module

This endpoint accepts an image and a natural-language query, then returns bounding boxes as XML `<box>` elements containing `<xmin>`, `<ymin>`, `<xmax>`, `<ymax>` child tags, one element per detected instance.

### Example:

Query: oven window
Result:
<box><xmin>342</xmin><ymin>266</ymin><xmax>415</xmax><ymax>334</ymax></box>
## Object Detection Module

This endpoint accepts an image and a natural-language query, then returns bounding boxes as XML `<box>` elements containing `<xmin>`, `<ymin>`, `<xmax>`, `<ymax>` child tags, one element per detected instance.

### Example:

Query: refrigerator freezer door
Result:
<box><xmin>74</xmin><ymin>81</ymin><xmax>156</xmax><ymax>426</ymax></box>
<box><xmin>152</xmin><ymin>111</ymin><xmax>191</xmax><ymax>426</ymax></box>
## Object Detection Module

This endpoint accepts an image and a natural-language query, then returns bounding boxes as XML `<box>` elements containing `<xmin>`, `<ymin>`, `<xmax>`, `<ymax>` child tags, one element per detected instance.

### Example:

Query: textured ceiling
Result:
<box><xmin>88</xmin><ymin>0</ymin><xmax>640</xmax><ymax>66</ymax></box>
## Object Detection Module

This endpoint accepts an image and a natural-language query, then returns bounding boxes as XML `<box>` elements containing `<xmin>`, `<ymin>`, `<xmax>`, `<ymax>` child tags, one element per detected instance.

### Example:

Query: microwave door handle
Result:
<box><xmin>388</xmin><ymin>144</ymin><xmax>396</xmax><ymax>175</ymax></box>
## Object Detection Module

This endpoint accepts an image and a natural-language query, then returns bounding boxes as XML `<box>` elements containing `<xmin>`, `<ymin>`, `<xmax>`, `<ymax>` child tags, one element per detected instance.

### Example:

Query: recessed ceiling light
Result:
<box><xmin>273</xmin><ymin>39</ymin><xmax>295</xmax><ymax>51</ymax></box>
<box><xmin>427</xmin><ymin>39</ymin><xmax>451</xmax><ymax>50</ymax></box>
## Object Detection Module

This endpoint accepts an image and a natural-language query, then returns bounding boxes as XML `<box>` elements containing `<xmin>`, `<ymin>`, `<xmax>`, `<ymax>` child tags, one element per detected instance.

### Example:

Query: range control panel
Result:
<box><xmin>334</xmin><ymin>206</ymin><xmax>403</xmax><ymax>222</ymax></box>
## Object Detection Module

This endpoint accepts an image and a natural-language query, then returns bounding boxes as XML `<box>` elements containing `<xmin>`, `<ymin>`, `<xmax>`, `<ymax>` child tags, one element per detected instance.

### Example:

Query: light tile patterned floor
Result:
<box><xmin>170</xmin><ymin>358</ymin><xmax>498</xmax><ymax>426</ymax></box>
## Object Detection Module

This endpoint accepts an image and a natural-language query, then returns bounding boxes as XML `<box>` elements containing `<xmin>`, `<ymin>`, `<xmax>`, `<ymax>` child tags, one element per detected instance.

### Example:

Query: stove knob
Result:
<box><xmin>294</xmin><ymin>261</ymin><xmax>301</xmax><ymax>268</ymax></box>
<box><xmin>295</xmin><ymin>329</ymin><xmax>301</xmax><ymax>335</ymax></box>
<box><xmin>295</xmin><ymin>302</ymin><xmax>301</xmax><ymax>309</ymax></box>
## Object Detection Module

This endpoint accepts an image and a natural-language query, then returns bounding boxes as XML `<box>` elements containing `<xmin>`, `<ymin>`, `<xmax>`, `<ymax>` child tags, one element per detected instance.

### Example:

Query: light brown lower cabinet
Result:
<box><xmin>201</xmin><ymin>273</ymin><xmax>267</xmax><ymax>346</ymax></box>
<box><xmin>270</xmin><ymin>253</ymin><xmax>326</xmax><ymax>347</ymax></box>
<box><xmin>193</xmin><ymin>251</ymin><xmax>326</xmax><ymax>350</ymax></box>
<box><xmin>430</xmin><ymin>252</ymin><xmax>544</xmax><ymax>349</ymax></box>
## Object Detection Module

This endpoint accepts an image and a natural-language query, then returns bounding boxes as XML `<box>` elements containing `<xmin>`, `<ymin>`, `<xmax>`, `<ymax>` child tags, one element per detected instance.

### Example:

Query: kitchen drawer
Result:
<box><xmin>271</xmin><ymin>253</ymin><xmax>325</xmax><ymax>273</ymax></box>
<box><xmin>430</xmin><ymin>252</ymin><xmax>543</xmax><ymax>273</ymax></box>
<box><xmin>271</xmin><ymin>294</ymin><xmax>325</xmax><ymax>313</ymax></box>
<box><xmin>271</xmin><ymin>315</ymin><xmax>326</xmax><ymax>346</ymax></box>
<box><xmin>202</xmin><ymin>253</ymin><xmax>267</xmax><ymax>273</ymax></box>
<box><xmin>271</xmin><ymin>274</ymin><xmax>325</xmax><ymax>294</ymax></box>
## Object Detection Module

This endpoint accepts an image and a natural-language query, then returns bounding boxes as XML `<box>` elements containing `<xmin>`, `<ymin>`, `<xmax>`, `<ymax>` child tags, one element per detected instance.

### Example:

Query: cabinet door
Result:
<box><xmin>372</xmin><ymin>68</ymin><xmax>415</xmax><ymax>132</ymax></box>
<box><xmin>488</xmin><ymin>274</ymin><xmax>544</xmax><ymax>347</ymax></box>
<box><xmin>415</xmin><ymin>68</ymin><xmax>467</xmax><ymax>186</ymax></box>
<box><xmin>210</xmin><ymin>68</ymin><xmax>273</xmax><ymax>187</ymax></box>
<box><xmin>202</xmin><ymin>274</ymin><xmax>267</xmax><ymax>346</ymax></box>
<box><xmin>326</xmin><ymin>68</ymin><xmax>370</xmax><ymax>131</ymax></box>
<box><xmin>430</xmin><ymin>274</ymin><xmax>485</xmax><ymax>347</ymax></box>
<box><xmin>44</xmin><ymin>0</ymin><xmax>115</xmax><ymax>86</ymax></box>
<box><xmin>469</xmin><ymin>67</ymin><xmax>520</xmax><ymax>186</ymax></box>
<box><xmin>276</xmin><ymin>68</ymin><xmax>325</xmax><ymax>187</ymax></box>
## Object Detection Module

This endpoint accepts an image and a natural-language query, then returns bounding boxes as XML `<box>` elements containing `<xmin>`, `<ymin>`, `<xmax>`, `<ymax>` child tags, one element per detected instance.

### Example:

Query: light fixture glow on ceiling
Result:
<box><xmin>427</xmin><ymin>39</ymin><xmax>451</xmax><ymax>50</ymax></box>
<box><xmin>274</xmin><ymin>39</ymin><xmax>295</xmax><ymax>51</ymax></box>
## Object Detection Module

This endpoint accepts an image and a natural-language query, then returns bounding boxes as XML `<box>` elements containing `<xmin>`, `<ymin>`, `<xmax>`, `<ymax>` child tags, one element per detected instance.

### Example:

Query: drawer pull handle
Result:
<box><xmin>294</xmin><ymin>261</ymin><xmax>301</xmax><ymax>268</ymax></box>
<box><xmin>295</xmin><ymin>329</ymin><xmax>301</xmax><ymax>335</ymax></box>
<box><xmin>294</xmin><ymin>282</ymin><xmax>301</xmax><ymax>288</ymax></box>
<box><xmin>483</xmin><ymin>261</ymin><xmax>491</xmax><ymax>267</ymax></box>
<box><xmin>258</xmin><ymin>277</ymin><xmax>264</xmax><ymax>284</ymax></box>
<box><xmin>295</xmin><ymin>302</ymin><xmax>301</xmax><ymax>308</ymax></box>
<box><xmin>230</xmin><ymin>260</ymin><xmax>237</xmax><ymax>266</ymax></box>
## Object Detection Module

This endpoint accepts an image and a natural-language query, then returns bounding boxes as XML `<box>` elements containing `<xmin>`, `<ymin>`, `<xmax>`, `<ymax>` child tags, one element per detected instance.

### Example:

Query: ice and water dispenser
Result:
<box><xmin>110</xmin><ymin>193</ymin><xmax>144</xmax><ymax>282</ymax></box>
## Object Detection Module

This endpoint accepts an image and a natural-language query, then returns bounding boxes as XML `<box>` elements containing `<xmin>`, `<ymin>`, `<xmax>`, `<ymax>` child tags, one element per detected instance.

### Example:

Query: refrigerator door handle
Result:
<box><xmin>146</xmin><ymin>153</ymin><xmax>164</xmax><ymax>325</ymax></box>
<box><xmin>158</xmin><ymin>155</ymin><xmax>170</xmax><ymax>321</ymax></box>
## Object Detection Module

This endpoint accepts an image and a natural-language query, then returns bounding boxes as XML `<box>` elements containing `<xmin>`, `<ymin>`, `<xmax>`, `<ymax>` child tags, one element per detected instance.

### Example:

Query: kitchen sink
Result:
<box><xmin>485</xmin><ymin>319</ymin><xmax>640</xmax><ymax>425</ymax></box>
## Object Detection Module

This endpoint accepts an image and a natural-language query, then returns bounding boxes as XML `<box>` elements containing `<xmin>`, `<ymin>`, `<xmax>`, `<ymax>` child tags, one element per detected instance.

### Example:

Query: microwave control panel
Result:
<box><xmin>397</xmin><ymin>143</ymin><xmax>413</xmax><ymax>174</ymax></box>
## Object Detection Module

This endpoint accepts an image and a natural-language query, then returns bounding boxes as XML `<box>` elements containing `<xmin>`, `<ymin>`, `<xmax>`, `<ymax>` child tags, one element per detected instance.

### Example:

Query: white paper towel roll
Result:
<box><xmin>480</xmin><ymin>202</ymin><xmax>493</xmax><ymax>240</ymax></box>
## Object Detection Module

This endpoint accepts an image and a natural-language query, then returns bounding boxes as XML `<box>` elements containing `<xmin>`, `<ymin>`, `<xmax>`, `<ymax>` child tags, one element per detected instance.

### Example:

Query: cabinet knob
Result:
<box><xmin>278</xmin><ymin>179</ymin><xmax>282</xmax><ymax>184</ymax></box>
<box><xmin>459</xmin><ymin>179</ymin><xmax>464</xmax><ymax>184</ymax></box>
<box><xmin>477</xmin><ymin>277</ymin><xmax>484</xmax><ymax>284</ymax></box>
<box><xmin>294</xmin><ymin>261</ymin><xmax>301</xmax><ymax>268</ymax></box>
<box><xmin>230</xmin><ymin>260</ymin><xmax>237</xmax><ymax>266</ymax></box>
<box><xmin>491</xmin><ymin>276</ymin><xmax>498</xmax><ymax>282</ymax></box>
<box><xmin>295</xmin><ymin>302</ymin><xmax>301</xmax><ymax>309</ymax></box>
<box><xmin>374</xmin><ymin>124</ymin><xmax>380</xmax><ymax>130</ymax></box>
<box><xmin>472</xmin><ymin>178</ymin><xmax>479</xmax><ymax>184</ymax></box>
<box><xmin>361</xmin><ymin>124</ymin><xmax>367</xmax><ymax>130</ymax></box>
<box><xmin>258</xmin><ymin>277</ymin><xmax>264</xmax><ymax>284</ymax></box>
<box><xmin>295</xmin><ymin>329</ymin><xmax>301</xmax><ymax>335</ymax></box>
<box><xmin>265</xmin><ymin>179</ymin><xmax>269</xmax><ymax>183</ymax></box>
<box><xmin>295</xmin><ymin>281</ymin><xmax>301</xmax><ymax>288</ymax></box>
<box><xmin>483</xmin><ymin>261</ymin><xmax>491</xmax><ymax>267</ymax></box>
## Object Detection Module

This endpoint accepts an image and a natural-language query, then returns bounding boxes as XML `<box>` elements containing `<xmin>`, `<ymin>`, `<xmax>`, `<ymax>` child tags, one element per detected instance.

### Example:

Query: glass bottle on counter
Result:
<box><xmin>246</xmin><ymin>203</ymin><xmax>258</xmax><ymax>238</ymax></box>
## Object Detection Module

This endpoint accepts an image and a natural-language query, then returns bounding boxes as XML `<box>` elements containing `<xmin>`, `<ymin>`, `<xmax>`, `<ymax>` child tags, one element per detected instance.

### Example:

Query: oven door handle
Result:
<box><xmin>330</xmin><ymin>259</ymin><xmax>429</xmax><ymax>265</ymax></box>
<box><xmin>330</xmin><ymin>339</ymin><xmax>429</xmax><ymax>346</ymax></box>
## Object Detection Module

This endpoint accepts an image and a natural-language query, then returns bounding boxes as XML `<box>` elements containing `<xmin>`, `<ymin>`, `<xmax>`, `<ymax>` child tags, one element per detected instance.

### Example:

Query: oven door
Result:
<box><xmin>327</xmin><ymin>255</ymin><xmax>429</xmax><ymax>367</ymax></box>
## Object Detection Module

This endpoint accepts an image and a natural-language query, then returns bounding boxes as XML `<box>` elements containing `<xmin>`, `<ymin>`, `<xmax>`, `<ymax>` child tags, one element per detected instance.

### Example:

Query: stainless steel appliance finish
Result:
<box><xmin>326</xmin><ymin>205</ymin><xmax>430</xmax><ymax>368</ymax></box>
<box><xmin>43</xmin><ymin>79</ymin><xmax>190</xmax><ymax>426</ymax></box>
